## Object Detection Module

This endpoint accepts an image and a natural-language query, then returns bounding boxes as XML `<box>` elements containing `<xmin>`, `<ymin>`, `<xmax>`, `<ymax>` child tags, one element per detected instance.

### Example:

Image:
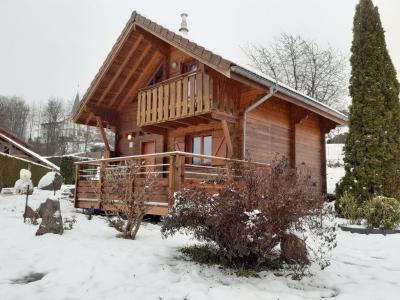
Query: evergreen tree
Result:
<box><xmin>338</xmin><ymin>0</ymin><xmax>400</xmax><ymax>202</ymax></box>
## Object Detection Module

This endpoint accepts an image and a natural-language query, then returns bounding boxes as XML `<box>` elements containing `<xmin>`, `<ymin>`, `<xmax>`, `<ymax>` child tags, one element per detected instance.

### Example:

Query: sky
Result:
<box><xmin>0</xmin><ymin>0</ymin><xmax>399</xmax><ymax>104</ymax></box>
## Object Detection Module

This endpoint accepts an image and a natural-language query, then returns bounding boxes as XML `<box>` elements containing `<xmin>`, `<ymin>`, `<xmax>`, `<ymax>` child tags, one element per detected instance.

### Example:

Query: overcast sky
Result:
<box><xmin>0</xmin><ymin>0</ymin><xmax>399</xmax><ymax>104</ymax></box>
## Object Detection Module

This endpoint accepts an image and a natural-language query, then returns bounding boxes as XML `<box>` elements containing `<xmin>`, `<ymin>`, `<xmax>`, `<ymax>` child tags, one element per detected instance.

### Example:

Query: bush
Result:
<box><xmin>336</xmin><ymin>192</ymin><xmax>363</xmax><ymax>224</ymax></box>
<box><xmin>364</xmin><ymin>196</ymin><xmax>400</xmax><ymax>229</ymax></box>
<box><xmin>162</xmin><ymin>158</ymin><xmax>336</xmax><ymax>273</ymax></box>
<box><xmin>60</xmin><ymin>156</ymin><xmax>76</xmax><ymax>184</ymax></box>
<box><xmin>0</xmin><ymin>153</ymin><xmax>51</xmax><ymax>187</ymax></box>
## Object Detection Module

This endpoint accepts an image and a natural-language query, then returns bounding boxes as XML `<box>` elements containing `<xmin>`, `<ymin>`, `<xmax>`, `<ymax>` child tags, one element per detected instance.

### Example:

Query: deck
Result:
<box><xmin>74</xmin><ymin>151</ymin><xmax>257</xmax><ymax>216</ymax></box>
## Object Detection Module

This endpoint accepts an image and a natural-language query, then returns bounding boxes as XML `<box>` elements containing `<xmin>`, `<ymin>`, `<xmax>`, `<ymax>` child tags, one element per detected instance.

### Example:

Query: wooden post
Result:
<box><xmin>23</xmin><ymin>184</ymin><xmax>29</xmax><ymax>223</ymax></box>
<box><xmin>99</xmin><ymin>162</ymin><xmax>106</xmax><ymax>209</ymax></box>
<box><xmin>221</xmin><ymin>120</ymin><xmax>234</xmax><ymax>158</ymax></box>
<box><xmin>320</xmin><ymin>118</ymin><xmax>328</xmax><ymax>194</ymax></box>
<box><xmin>168</xmin><ymin>155</ymin><xmax>176</xmax><ymax>207</ymax></box>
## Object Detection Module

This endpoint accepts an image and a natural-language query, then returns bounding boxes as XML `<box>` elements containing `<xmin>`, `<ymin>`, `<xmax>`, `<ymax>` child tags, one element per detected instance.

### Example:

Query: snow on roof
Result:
<box><xmin>0</xmin><ymin>132</ymin><xmax>60</xmax><ymax>171</ymax></box>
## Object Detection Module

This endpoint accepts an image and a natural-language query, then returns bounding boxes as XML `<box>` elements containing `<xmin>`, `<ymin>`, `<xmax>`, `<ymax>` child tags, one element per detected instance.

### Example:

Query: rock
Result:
<box><xmin>36</xmin><ymin>199</ymin><xmax>63</xmax><ymax>236</ymax></box>
<box><xmin>326</xmin><ymin>193</ymin><xmax>337</xmax><ymax>202</ymax></box>
<box><xmin>38</xmin><ymin>172</ymin><xmax>64</xmax><ymax>191</ymax></box>
<box><xmin>23</xmin><ymin>205</ymin><xmax>39</xmax><ymax>220</ymax></box>
<box><xmin>14</xmin><ymin>169</ymin><xmax>34</xmax><ymax>195</ymax></box>
<box><xmin>280</xmin><ymin>233</ymin><xmax>309</xmax><ymax>264</ymax></box>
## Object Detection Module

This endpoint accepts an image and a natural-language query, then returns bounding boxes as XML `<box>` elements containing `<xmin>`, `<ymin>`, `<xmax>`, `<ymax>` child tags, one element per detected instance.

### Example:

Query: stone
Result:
<box><xmin>36</xmin><ymin>199</ymin><xmax>63</xmax><ymax>236</ymax></box>
<box><xmin>23</xmin><ymin>205</ymin><xmax>39</xmax><ymax>221</ymax></box>
<box><xmin>38</xmin><ymin>172</ymin><xmax>64</xmax><ymax>191</ymax></box>
<box><xmin>280</xmin><ymin>233</ymin><xmax>309</xmax><ymax>264</ymax></box>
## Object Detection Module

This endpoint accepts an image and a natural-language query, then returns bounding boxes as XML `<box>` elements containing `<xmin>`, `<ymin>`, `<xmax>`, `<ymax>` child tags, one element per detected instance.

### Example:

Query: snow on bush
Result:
<box><xmin>364</xmin><ymin>196</ymin><xmax>400</xmax><ymax>230</ymax></box>
<box><xmin>162</xmin><ymin>158</ymin><xmax>336</xmax><ymax>275</ymax></box>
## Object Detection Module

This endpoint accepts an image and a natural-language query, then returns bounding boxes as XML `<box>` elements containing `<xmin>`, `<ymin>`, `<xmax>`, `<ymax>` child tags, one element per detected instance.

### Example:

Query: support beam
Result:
<box><xmin>108</xmin><ymin>41</ymin><xmax>153</xmax><ymax>107</ymax></box>
<box><xmin>96</xmin><ymin>116</ymin><xmax>111</xmax><ymax>153</ymax></box>
<box><xmin>98</xmin><ymin>35</ymin><xmax>144</xmax><ymax>105</ymax></box>
<box><xmin>117</xmin><ymin>51</ymin><xmax>163</xmax><ymax>109</ymax></box>
<box><xmin>86</xmin><ymin>104</ymin><xmax>118</xmax><ymax>125</ymax></box>
<box><xmin>221</xmin><ymin>120</ymin><xmax>233</xmax><ymax>158</ymax></box>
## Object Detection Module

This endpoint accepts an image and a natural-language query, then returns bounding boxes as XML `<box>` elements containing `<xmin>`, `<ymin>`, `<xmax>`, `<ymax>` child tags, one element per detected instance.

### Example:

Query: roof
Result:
<box><xmin>0</xmin><ymin>128</ymin><xmax>31</xmax><ymax>149</ymax></box>
<box><xmin>0</xmin><ymin>128</ymin><xmax>60</xmax><ymax>170</ymax></box>
<box><xmin>74</xmin><ymin>11</ymin><xmax>348</xmax><ymax>125</ymax></box>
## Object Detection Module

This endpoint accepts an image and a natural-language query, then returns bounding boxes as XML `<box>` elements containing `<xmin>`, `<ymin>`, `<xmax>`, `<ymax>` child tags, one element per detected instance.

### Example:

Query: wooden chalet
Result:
<box><xmin>73</xmin><ymin>11</ymin><xmax>348</xmax><ymax>215</ymax></box>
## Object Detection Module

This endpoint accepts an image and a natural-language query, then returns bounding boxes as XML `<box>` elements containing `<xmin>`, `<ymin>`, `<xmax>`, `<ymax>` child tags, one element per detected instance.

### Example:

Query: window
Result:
<box><xmin>184</xmin><ymin>62</ymin><xmax>197</xmax><ymax>73</ymax></box>
<box><xmin>147</xmin><ymin>65</ymin><xmax>164</xmax><ymax>86</ymax></box>
<box><xmin>192</xmin><ymin>135</ymin><xmax>212</xmax><ymax>165</ymax></box>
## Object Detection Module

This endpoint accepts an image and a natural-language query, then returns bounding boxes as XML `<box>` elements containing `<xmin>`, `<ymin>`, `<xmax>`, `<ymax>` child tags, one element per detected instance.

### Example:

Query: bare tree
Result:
<box><xmin>94</xmin><ymin>161</ymin><xmax>156</xmax><ymax>239</ymax></box>
<box><xmin>245</xmin><ymin>34</ymin><xmax>348</xmax><ymax>109</ymax></box>
<box><xmin>0</xmin><ymin>95</ymin><xmax>30</xmax><ymax>138</ymax></box>
<box><xmin>42</xmin><ymin>98</ymin><xmax>64</xmax><ymax>155</ymax></box>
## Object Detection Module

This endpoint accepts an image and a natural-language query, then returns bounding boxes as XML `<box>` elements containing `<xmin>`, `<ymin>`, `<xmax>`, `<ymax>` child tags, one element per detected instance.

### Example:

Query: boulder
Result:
<box><xmin>23</xmin><ymin>205</ymin><xmax>39</xmax><ymax>221</ymax></box>
<box><xmin>280</xmin><ymin>233</ymin><xmax>309</xmax><ymax>264</ymax></box>
<box><xmin>14</xmin><ymin>169</ymin><xmax>34</xmax><ymax>195</ymax></box>
<box><xmin>36</xmin><ymin>199</ymin><xmax>63</xmax><ymax>236</ymax></box>
<box><xmin>38</xmin><ymin>172</ymin><xmax>63</xmax><ymax>191</ymax></box>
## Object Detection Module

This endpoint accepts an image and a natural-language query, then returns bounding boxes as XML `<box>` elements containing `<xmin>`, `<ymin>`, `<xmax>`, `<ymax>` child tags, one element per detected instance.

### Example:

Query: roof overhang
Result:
<box><xmin>231</xmin><ymin>66</ymin><xmax>348</xmax><ymax>126</ymax></box>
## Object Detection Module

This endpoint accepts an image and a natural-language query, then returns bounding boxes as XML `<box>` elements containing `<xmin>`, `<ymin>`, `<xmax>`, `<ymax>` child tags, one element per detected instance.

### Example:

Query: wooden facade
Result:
<box><xmin>73</xmin><ymin>12</ymin><xmax>347</xmax><ymax>215</ymax></box>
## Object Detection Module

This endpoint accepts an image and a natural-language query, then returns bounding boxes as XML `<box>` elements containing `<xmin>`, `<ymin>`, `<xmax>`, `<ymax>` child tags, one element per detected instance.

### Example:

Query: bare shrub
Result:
<box><xmin>162</xmin><ymin>158</ymin><xmax>336</xmax><ymax>274</ymax></box>
<box><xmin>94</xmin><ymin>161</ymin><xmax>156</xmax><ymax>239</ymax></box>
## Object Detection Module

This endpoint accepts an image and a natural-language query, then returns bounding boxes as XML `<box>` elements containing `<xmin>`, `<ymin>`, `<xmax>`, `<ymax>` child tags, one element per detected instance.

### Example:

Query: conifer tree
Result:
<box><xmin>338</xmin><ymin>0</ymin><xmax>400</xmax><ymax>202</ymax></box>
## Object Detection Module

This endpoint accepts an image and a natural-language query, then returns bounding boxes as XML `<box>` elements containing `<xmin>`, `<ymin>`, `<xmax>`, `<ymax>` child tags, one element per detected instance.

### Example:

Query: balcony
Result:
<box><xmin>137</xmin><ymin>71</ymin><xmax>235</xmax><ymax>128</ymax></box>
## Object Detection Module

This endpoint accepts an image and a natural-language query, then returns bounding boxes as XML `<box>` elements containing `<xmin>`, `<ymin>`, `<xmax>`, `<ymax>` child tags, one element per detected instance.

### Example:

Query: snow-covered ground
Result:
<box><xmin>1</xmin><ymin>182</ymin><xmax>400</xmax><ymax>299</ymax></box>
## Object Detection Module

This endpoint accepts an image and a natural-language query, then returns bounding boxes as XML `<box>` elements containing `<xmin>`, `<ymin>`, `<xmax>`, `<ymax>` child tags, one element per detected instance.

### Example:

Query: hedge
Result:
<box><xmin>0</xmin><ymin>153</ymin><xmax>52</xmax><ymax>187</ymax></box>
<box><xmin>60</xmin><ymin>156</ymin><xmax>80</xmax><ymax>184</ymax></box>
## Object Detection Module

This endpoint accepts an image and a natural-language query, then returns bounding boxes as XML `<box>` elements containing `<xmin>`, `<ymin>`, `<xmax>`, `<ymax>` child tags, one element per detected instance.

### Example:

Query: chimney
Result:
<box><xmin>179</xmin><ymin>13</ymin><xmax>189</xmax><ymax>35</ymax></box>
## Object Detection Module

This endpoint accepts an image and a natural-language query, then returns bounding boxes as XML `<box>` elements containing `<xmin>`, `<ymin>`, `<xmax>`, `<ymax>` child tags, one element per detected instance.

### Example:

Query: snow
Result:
<box><xmin>38</xmin><ymin>172</ymin><xmax>58</xmax><ymax>189</ymax></box>
<box><xmin>13</xmin><ymin>169</ymin><xmax>34</xmax><ymax>194</ymax></box>
<box><xmin>1</xmin><ymin>185</ymin><xmax>400</xmax><ymax>299</ymax></box>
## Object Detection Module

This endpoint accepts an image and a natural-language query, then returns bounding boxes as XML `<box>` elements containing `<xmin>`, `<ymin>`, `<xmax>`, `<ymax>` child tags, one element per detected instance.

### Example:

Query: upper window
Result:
<box><xmin>184</xmin><ymin>62</ymin><xmax>198</xmax><ymax>73</ymax></box>
<box><xmin>192</xmin><ymin>135</ymin><xmax>212</xmax><ymax>165</ymax></box>
<box><xmin>148</xmin><ymin>65</ymin><xmax>164</xmax><ymax>86</ymax></box>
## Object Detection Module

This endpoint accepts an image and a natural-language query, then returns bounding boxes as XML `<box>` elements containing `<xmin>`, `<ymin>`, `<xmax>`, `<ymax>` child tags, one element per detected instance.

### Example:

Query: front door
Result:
<box><xmin>141</xmin><ymin>141</ymin><xmax>156</xmax><ymax>172</ymax></box>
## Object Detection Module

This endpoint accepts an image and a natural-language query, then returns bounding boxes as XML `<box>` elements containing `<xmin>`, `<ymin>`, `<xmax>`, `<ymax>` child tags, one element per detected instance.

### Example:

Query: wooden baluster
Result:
<box><xmin>146</xmin><ymin>90</ymin><xmax>151</xmax><ymax>124</ymax></box>
<box><xmin>196</xmin><ymin>72</ymin><xmax>203</xmax><ymax>114</ymax></box>
<box><xmin>140</xmin><ymin>93</ymin><xmax>146</xmax><ymax>125</ymax></box>
<box><xmin>158</xmin><ymin>86</ymin><xmax>163</xmax><ymax>121</ymax></box>
<box><xmin>163</xmin><ymin>84</ymin><xmax>169</xmax><ymax>121</ymax></box>
<box><xmin>176</xmin><ymin>79</ymin><xmax>182</xmax><ymax>118</ymax></box>
<box><xmin>137</xmin><ymin>93</ymin><xmax>141</xmax><ymax>126</ymax></box>
<box><xmin>189</xmin><ymin>75</ymin><xmax>195</xmax><ymax>115</ymax></box>
<box><xmin>170</xmin><ymin>82</ymin><xmax>176</xmax><ymax>119</ymax></box>
<box><xmin>203</xmin><ymin>74</ymin><xmax>210</xmax><ymax>112</ymax></box>
<box><xmin>182</xmin><ymin>77</ymin><xmax>188</xmax><ymax>116</ymax></box>
<box><xmin>152</xmin><ymin>88</ymin><xmax>157</xmax><ymax>123</ymax></box>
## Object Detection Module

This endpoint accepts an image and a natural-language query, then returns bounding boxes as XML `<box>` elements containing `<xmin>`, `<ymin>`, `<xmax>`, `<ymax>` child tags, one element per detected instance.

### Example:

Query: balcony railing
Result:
<box><xmin>137</xmin><ymin>71</ymin><xmax>214</xmax><ymax>127</ymax></box>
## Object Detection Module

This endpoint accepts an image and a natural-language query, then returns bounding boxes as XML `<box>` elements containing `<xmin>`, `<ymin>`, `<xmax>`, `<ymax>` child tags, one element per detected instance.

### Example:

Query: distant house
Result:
<box><xmin>72</xmin><ymin>11</ymin><xmax>348</xmax><ymax>215</ymax></box>
<box><xmin>0</xmin><ymin>127</ymin><xmax>59</xmax><ymax>170</ymax></box>
<box><xmin>39</xmin><ymin>93</ymin><xmax>105</xmax><ymax>154</ymax></box>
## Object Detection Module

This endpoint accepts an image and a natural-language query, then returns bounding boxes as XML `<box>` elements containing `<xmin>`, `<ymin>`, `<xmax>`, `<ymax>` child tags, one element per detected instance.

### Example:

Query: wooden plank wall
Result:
<box><xmin>295</xmin><ymin>114</ymin><xmax>322</xmax><ymax>189</ymax></box>
<box><xmin>116</xmin><ymin>100</ymin><xmax>164</xmax><ymax>156</ymax></box>
<box><xmin>246</xmin><ymin>98</ymin><xmax>291</xmax><ymax>162</ymax></box>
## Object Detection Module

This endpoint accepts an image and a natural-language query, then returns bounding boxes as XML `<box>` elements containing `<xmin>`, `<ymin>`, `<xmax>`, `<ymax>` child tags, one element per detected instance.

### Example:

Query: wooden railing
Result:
<box><xmin>137</xmin><ymin>71</ymin><xmax>214</xmax><ymax>126</ymax></box>
<box><xmin>74</xmin><ymin>151</ymin><xmax>268</xmax><ymax>215</ymax></box>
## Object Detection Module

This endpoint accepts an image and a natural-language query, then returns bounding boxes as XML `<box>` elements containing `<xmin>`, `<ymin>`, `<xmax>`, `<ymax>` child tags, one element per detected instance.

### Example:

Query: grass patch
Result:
<box><xmin>179</xmin><ymin>244</ymin><xmax>283</xmax><ymax>278</ymax></box>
